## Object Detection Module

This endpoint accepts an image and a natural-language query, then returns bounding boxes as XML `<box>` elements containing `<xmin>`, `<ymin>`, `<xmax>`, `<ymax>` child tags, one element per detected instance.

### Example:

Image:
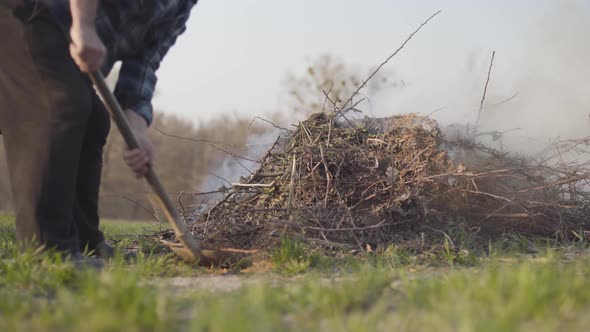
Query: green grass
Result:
<box><xmin>270</xmin><ymin>237</ymin><xmax>323</xmax><ymax>275</ymax></box>
<box><xmin>1</xmin><ymin>213</ymin><xmax>590</xmax><ymax>331</ymax></box>
<box><xmin>0</xmin><ymin>213</ymin><xmax>165</xmax><ymax>237</ymax></box>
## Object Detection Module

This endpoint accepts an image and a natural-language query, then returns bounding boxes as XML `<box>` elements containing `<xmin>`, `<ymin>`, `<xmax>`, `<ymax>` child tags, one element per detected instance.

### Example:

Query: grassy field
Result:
<box><xmin>1</xmin><ymin>214</ymin><xmax>589</xmax><ymax>331</ymax></box>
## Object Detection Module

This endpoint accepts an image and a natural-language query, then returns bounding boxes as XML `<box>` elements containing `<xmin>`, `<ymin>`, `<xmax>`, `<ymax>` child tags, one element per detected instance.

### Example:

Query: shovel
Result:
<box><xmin>88</xmin><ymin>71</ymin><xmax>252</xmax><ymax>266</ymax></box>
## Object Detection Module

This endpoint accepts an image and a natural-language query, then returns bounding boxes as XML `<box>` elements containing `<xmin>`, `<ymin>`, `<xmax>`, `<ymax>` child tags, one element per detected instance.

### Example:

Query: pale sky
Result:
<box><xmin>148</xmin><ymin>0</ymin><xmax>590</xmax><ymax>136</ymax></box>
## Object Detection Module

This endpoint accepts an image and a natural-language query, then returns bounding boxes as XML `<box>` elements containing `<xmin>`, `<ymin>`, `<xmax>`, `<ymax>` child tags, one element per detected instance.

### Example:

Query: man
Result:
<box><xmin>0</xmin><ymin>0</ymin><xmax>198</xmax><ymax>267</ymax></box>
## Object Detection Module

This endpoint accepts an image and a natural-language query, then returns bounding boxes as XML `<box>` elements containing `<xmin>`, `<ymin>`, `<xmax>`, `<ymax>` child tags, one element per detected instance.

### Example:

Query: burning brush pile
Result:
<box><xmin>168</xmin><ymin>111</ymin><xmax>590</xmax><ymax>252</ymax></box>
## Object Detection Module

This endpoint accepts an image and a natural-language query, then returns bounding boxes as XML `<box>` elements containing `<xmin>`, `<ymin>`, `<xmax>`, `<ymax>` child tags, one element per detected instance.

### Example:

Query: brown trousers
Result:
<box><xmin>0</xmin><ymin>3</ymin><xmax>110</xmax><ymax>253</ymax></box>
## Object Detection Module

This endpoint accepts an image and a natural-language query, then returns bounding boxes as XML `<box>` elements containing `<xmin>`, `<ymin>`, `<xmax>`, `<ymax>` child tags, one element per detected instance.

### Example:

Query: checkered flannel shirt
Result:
<box><xmin>40</xmin><ymin>0</ymin><xmax>198</xmax><ymax>125</ymax></box>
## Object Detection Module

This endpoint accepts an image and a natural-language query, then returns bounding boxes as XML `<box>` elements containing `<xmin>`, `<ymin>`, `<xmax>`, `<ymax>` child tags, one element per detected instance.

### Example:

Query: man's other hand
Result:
<box><xmin>69</xmin><ymin>24</ymin><xmax>106</xmax><ymax>73</ymax></box>
<box><xmin>122</xmin><ymin>110</ymin><xmax>154</xmax><ymax>178</ymax></box>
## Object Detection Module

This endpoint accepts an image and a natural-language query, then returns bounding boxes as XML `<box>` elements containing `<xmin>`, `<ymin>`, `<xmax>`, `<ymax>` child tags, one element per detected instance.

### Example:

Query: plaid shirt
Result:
<box><xmin>40</xmin><ymin>0</ymin><xmax>198</xmax><ymax>125</ymax></box>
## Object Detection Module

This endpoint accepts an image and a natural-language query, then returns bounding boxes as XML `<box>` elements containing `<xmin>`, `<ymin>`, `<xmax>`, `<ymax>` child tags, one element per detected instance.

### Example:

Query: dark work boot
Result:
<box><xmin>69</xmin><ymin>252</ymin><xmax>104</xmax><ymax>271</ymax></box>
<box><xmin>93</xmin><ymin>240</ymin><xmax>116</xmax><ymax>259</ymax></box>
<box><xmin>93</xmin><ymin>240</ymin><xmax>137</xmax><ymax>262</ymax></box>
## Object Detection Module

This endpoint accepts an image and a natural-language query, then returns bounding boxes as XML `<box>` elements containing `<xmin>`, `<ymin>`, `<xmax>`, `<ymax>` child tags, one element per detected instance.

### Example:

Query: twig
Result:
<box><xmin>476</xmin><ymin>213</ymin><xmax>531</xmax><ymax>219</ymax></box>
<box><xmin>476</xmin><ymin>128</ymin><xmax>522</xmax><ymax>141</ymax></box>
<box><xmin>204</xmin><ymin>192</ymin><xmax>235</xmax><ymax>222</ymax></box>
<box><xmin>288</xmin><ymin>155</ymin><xmax>297</xmax><ymax>214</ymax></box>
<box><xmin>278</xmin><ymin>219</ymin><xmax>403</xmax><ymax>232</ymax></box>
<box><xmin>319</xmin><ymin>143</ymin><xmax>332</xmax><ymax>207</ymax></box>
<box><xmin>249</xmin><ymin>116</ymin><xmax>289</xmax><ymax>131</ymax></box>
<box><xmin>232</xmin><ymin>183</ymin><xmax>275</xmax><ymax>188</ymax></box>
<box><xmin>427</xmin><ymin>106</ymin><xmax>447</xmax><ymax>117</ymax></box>
<box><xmin>321</xmin><ymin>84</ymin><xmax>335</xmax><ymax>113</ymax></box>
<box><xmin>191</xmin><ymin>189</ymin><xmax>230</xmax><ymax>196</ymax></box>
<box><xmin>143</xmin><ymin>182</ymin><xmax>162</xmax><ymax>222</ymax></box>
<box><xmin>100</xmin><ymin>194</ymin><xmax>160</xmax><ymax>221</ymax></box>
<box><xmin>233</xmin><ymin>156</ymin><xmax>255</xmax><ymax>174</ymax></box>
<box><xmin>327</xmin><ymin>119</ymin><xmax>333</xmax><ymax>148</ymax></box>
<box><xmin>367</xmin><ymin>138</ymin><xmax>389</xmax><ymax>145</ymax></box>
<box><xmin>341</xmin><ymin>97</ymin><xmax>366</xmax><ymax>115</ymax></box>
<box><xmin>236</xmin><ymin>208</ymin><xmax>288</xmax><ymax>213</ymax></box>
<box><xmin>300</xmin><ymin>122</ymin><xmax>313</xmax><ymax>144</ymax></box>
<box><xmin>259</xmin><ymin>136</ymin><xmax>281</xmax><ymax>164</ymax></box>
<box><xmin>156</xmin><ymin>126</ymin><xmax>262</xmax><ymax>168</ymax></box>
<box><xmin>462</xmin><ymin>189</ymin><xmax>515</xmax><ymax>204</ymax></box>
<box><xmin>322</xmin><ymin>89</ymin><xmax>356</xmax><ymax>129</ymax></box>
<box><xmin>339</xmin><ymin>10</ymin><xmax>442</xmax><ymax>113</ymax></box>
<box><xmin>517</xmin><ymin>175</ymin><xmax>588</xmax><ymax>193</ymax></box>
<box><xmin>422</xmin><ymin>225</ymin><xmax>455</xmax><ymax>248</ymax></box>
<box><xmin>307</xmin><ymin>221</ymin><xmax>402</xmax><ymax>232</ymax></box>
<box><xmin>253</xmin><ymin>172</ymin><xmax>285</xmax><ymax>178</ymax></box>
<box><xmin>153</xmin><ymin>126</ymin><xmax>227</xmax><ymax>145</ymax></box>
<box><xmin>108</xmin><ymin>233</ymin><xmax>156</xmax><ymax>239</ymax></box>
<box><xmin>490</xmin><ymin>92</ymin><xmax>519</xmax><ymax>106</ymax></box>
<box><xmin>177</xmin><ymin>191</ymin><xmax>186</xmax><ymax>212</ymax></box>
<box><xmin>304</xmin><ymin>237</ymin><xmax>354</xmax><ymax>249</ymax></box>
<box><xmin>209</xmin><ymin>144</ymin><xmax>261</xmax><ymax>164</ymax></box>
<box><xmin>208</xmin><ymin>172</ymin><xmax>233</xmax><ymax>187</ymax></box>
<box><xmin>476</xmin><ymin>50</ymin><xmax>496</xmax><ymax>124</ymax></box>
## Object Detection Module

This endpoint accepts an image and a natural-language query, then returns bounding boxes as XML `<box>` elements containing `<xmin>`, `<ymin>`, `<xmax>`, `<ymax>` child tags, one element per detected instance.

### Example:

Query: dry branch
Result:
<box><xmin>339</xmin><ymin>10</ymin><xmax>442</xmax><ymax>115</ymax></box>
<box><xmin>168</xmin><ymin>111</ymin><xmax>590</xmax><ymax>251</ymax></box>
<box><xmin>476</xmin><ymin>50</ymin><xmax>496</xmax><ymax>124</ymax></box>
<box><xmin>101</xmin><ymin>194</ymin><xmax>161</xmax><ymax>221</ymax></box>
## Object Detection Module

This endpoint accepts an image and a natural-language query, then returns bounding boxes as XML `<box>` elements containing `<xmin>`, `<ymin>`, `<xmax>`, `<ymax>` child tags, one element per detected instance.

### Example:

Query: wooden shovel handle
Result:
<box><xmin>88</xmin><ymin>72</ymin><xmax>141</xmax><ymax>149</ymax></box>
<box><xmin>88</xmin><ymin>71</ymin><xmax>203</xmax><ymax>261</ymax></box>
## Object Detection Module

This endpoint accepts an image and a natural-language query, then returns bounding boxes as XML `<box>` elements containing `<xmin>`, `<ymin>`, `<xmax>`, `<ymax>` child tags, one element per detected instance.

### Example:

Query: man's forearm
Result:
<box><xmin>124</xmin><ymin>109</ymin><xmax>148</xmax><ymax>131</ymax></box>
<box><xmin>70</xmin><ymin>0</ymin><xmax>99</xmax><ymax>27</ymax></box>
<box><xmin>68</xmin><ymin>0</ymin><xmax>105</xmax><ymax>73</ymax></box>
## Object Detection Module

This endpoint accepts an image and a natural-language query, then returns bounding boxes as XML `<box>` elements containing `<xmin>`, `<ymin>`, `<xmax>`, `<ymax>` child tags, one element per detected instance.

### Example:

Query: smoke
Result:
<box><xmin>367</xmin><ymin>2</ymin><xmax>590</xmax><ymax>156</ymax></box>
<box><xmin>199</xmin><ymin>128</ymin><xmax>282</xmax><ymax>202</ymax></box>
<box><xmin>201</xmin><ymin>2</ymin><xmax>590</xmax><ymax>197</ymax></box>
<box><xmin>482</xmin><ymin>3</ymin><xmax>590</xmax><ymax>141</ymax></box>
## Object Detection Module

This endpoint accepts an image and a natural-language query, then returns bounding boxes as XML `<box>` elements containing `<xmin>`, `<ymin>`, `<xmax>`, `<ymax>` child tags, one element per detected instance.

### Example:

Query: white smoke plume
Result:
<box><xmin>372</xmin><ymin>2</ymin><xmax>590</xmax><ymax>156</ymax></box>
<box><xmin>202</xmin><ymin>1</ymin><xmax>590</xmax><ymax>199</ymax></box>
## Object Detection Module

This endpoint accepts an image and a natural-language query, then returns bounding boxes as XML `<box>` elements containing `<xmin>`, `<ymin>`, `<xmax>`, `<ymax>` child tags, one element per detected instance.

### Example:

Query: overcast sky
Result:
<box><xmin>146</xmin><ymin>0</ymin><xmax>589</xmax><ymax>139</ymax></box>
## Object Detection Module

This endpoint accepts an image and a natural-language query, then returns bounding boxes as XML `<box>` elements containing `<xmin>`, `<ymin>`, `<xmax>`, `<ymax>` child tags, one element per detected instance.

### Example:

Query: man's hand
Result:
<box><xmin>69</xmin><ymin>24</ymin><xmax>106</xmax><ymax>73</ymax></box>
<box><xmin>123</xmin><ymin>110</ymin><xmax>154</xmax><ymax>178</ymax></box>
<box><xmin>69</xmin><ymin>0</ymin><xmax>105</xmax><ymax>73</ymax></box>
